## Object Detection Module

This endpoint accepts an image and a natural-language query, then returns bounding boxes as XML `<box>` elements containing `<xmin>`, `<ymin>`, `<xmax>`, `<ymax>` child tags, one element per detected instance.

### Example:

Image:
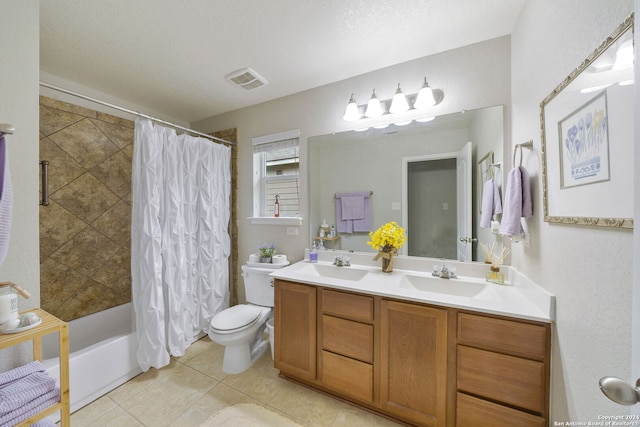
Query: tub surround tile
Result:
<box><xmin>39</xmin><ymin>104</ymin><xmax>84</xmax><ymax>137</ymax></box>
<box><xmin>51</xmin><ymin>226</ymin><xmax>120</xmax><ymax>276</ymax></box>
<box><xmin>92</xmin><ymin>200</ymin><xmax>131</xmax><ymax>247</ymax></box>
<box><xmin>90</xmin><ymin>150</ymin><xmax>132</xmax><ymax>198</ymax></box>
<box><xmin>40</xmin><ymin>96</ymin><xmax>133</xmax><ymax>322</ymax></box>
<box><xmin>40</xmin><ymin>95</ymin><xmax>98</xmax><ymax>120</ymax></box>
<box><xmin>50</xmin><ymin>173</ymin><xmax>120</xmax><ymax>224</ymax></box>
<box><xmin>39</xmin><ymin>199</ymin><xmax>88</xmax><ymax>260</ymax></box>
<box><xmin>93</xmin><ymin>119</ymin><xmax>134</xmax><ymax>149</ymax></box>
<box><xmin>48</xmin><ymin>118</ymin><xmax>120</xmax><ymax>170</ymax></box>
<box><xmin>39</xmin><ymin>137</ymin><xmax>86</xmax><ymax>194</ymax></box>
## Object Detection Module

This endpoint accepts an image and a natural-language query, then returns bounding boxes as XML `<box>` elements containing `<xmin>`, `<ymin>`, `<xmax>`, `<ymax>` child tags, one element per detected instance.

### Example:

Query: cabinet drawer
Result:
<box><xmin>321</xmin><ymin>350</ymin><xmax>373</xmax><ymax>403</ymax></box>
<box><xmin>457</xmin><ymin>312</ymin><xmax>548</xmax><ymax>360</ymax></box>
<box><xmin>457</xmin><ymin>346</ymin><xmax>545</xmax><ymax>414</ymax></box>
<box><xmin>322</xmin><ymin>315</ymin><xmax>373</xmax><ymax>363</ymax></box>
<box><xmin>456</xmin><ymin>393</ymin><xmax>545</xmax><ymax>427</ymax></box>
<box><xmin>322</xmin><ymin>289</ymin><xmax>373</xmax><ymax>322</ymax></box>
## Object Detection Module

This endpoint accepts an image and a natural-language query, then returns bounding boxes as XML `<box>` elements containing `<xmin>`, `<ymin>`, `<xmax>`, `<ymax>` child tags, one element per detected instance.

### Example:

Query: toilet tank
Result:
<box><xmin>241</xmin><ymin>264</ymin><xmax>276</xmax><ymax>307</ymax></box>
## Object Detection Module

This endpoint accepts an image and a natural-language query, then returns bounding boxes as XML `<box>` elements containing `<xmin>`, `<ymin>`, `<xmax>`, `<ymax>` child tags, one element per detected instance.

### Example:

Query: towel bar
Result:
<box><xmin>513</xmin><ymin>140</ymin><xmax>533</xmax><ymax>167</ymax></box>
<box><xmin>39</xmin><ymin>160</ymin><xmax>49</xmax><ymax>206</ymax></box>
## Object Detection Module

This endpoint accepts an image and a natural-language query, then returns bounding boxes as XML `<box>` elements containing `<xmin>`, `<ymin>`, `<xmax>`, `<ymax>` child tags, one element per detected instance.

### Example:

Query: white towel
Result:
<box><xmin>0</xmin><ymin>134</ymin><xmax>12</xmax><ymax>266</ymax></box>
<box><xmin>499</xmin><ymin>166</ymin><xmax>532</xmax><ymax>236</ymax></box>
<box><xmin>480</xmin><ymin>179</ymin><xmax>502</xmax><ymax>228</ymax></box>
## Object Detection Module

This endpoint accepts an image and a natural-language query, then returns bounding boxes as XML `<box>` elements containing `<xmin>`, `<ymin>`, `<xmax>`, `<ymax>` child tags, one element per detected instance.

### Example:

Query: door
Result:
<box><xmin>456</xmin><ymin>142</ymin><xmax>473</xmax><ymax>261</ymax></box>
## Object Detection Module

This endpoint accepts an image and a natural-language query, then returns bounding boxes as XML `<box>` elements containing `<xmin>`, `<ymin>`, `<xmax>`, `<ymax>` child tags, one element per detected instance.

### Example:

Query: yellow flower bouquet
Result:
<box><xmin>367</xmin><ymin>221</ymin><xmax>406</xmax><ymax>272</ymax></box>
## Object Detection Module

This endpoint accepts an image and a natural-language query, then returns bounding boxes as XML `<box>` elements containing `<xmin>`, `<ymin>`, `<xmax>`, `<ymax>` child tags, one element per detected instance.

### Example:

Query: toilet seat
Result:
<box><xmin>210</xmin><ymin>305</ymin><xmax>269</xmax><ymax>335</ymax></box>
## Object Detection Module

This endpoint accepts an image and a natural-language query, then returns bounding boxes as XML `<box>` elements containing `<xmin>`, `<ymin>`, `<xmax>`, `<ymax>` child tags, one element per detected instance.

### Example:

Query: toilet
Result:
<box><xmin>208</xmin><ymin>263</ymin><xmax>277</xmax><ymax>374</ymax></box>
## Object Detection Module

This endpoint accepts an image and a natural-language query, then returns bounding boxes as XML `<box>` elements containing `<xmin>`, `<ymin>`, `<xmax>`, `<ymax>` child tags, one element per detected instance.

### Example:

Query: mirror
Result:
<box><xmin>308</xmin><ymin>105</ymin><xmax>505</xmax><ymax>262</ymax></box>
<box><xmin>540</xmin><ymin>14</ymin><xmax>634</xmax><ymax>228</ymax></box>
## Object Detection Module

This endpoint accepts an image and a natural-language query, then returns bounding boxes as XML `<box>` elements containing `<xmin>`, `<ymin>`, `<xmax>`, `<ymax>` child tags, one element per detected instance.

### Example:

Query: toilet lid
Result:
<box><xmin>211</xmin><ymin>304</ymin><xmax>265</xmax><ymax>331</ymax></box>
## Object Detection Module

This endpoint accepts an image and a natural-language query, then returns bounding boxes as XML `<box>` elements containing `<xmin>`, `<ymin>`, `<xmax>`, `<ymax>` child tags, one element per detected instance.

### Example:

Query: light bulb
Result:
<box><xmin>389</xmin><ymin>83</ymin><xmax>409</xmax><ymax>114</ymax></box>
<box><xmin>342</xmin><ymin>94</ymin><xmax>360</xmax><ymax>121</ymax></box>
<box><xmin>365</xmin><ymin>89</ymin><xmax>383</xmax><ymax>118</ymax></box>
<box><xmin>414</xmin><ymin>77</ymin><xmax>436</xmax><ymax>110</ymax></box>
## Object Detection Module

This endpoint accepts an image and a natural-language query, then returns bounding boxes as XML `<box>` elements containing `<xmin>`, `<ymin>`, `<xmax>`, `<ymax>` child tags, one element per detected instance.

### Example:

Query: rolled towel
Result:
<box><xmin>0</xmin><ymin>371</ymin><xmax>56</xmax><ymax>414</ymax></box>
<box><xmin>0</xmin><ymin>361</ymin><xmax>44</xmax><ymax>388</ymax></box>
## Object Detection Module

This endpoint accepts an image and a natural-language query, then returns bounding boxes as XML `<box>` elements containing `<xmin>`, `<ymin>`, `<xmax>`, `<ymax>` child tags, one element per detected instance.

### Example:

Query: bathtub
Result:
<box><xmin>42</xmin><ymin>303</ymin><xmax>142</xmax><ymax>417</ymax></box>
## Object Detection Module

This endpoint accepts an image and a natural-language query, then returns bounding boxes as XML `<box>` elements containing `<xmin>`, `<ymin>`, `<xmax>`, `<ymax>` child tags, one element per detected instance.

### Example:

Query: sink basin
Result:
<box><xmin>399</xmin><ymin>275</ymin><xmax>485</xmax><ymax>297</ymax></box>
<box><xmin>300</xmin><ymin>264</ymin><xmax>369</xmax><ymax>282</ymax></box>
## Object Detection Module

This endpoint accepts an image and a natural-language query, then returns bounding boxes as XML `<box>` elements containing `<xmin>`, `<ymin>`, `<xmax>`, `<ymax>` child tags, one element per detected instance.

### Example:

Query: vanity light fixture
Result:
<box><xmin>342</xmin><ymin>77</ymin><xmax>443</xmax><ymax>129</ymax></box>
<box><xmin>342</xmin><ymin>94</ymin><xmax>360</xmax><ymax>121</ymax></box>
<box><xmin>413</xmin><ymin>77</ymin><xmax>436</xmax><ymax>110</ymax></box>
<box><xmin>389</xmin><ymin>83</ymin><xmax>409</xmax><ymax>114</ymax></box>
<box><xmin>365</xmin><ymin>89</ymin><xmax>384</xmax><ymax>118</ymax></box>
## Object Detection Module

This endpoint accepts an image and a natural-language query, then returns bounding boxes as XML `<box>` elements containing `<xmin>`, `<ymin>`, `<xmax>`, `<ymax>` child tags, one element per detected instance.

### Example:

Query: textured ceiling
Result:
<box><xmin>40</xmin><ymin>0</ymin><xmax>525</xmax><ymax>123</ymax></box>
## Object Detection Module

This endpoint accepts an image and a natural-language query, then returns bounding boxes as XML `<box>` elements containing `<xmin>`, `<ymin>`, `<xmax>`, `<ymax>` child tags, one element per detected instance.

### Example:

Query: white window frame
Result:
<box><xmin>250</xmin><ymin>129</ymin><xmax>303</xmax><ymax>225</ymax></box>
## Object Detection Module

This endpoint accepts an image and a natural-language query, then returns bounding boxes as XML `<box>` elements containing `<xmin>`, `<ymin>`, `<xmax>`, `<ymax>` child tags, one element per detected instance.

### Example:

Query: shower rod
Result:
<box><xmin>39</xmin><ymin>82</ymin><xmax>234</xmax><ymax>146</ymax></box>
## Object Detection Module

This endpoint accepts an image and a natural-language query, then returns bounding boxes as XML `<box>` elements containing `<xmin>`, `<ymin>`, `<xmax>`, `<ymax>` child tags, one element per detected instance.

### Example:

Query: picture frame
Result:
<box><xmin>540</xmin><ymin>14</ymin><xmax>634</xmax><ymax>228</ymax></box>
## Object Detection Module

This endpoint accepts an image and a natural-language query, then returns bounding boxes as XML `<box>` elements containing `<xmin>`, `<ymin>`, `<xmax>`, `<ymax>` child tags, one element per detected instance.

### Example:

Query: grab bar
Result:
<box><xmin>40</xmin><ymin>160</ymin><xmax>49</xmax><ymax>206</ymax></box>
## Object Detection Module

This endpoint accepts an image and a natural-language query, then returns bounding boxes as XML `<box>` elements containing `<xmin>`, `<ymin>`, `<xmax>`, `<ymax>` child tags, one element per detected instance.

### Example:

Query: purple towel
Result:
<box><xmin>0</xmin><ymin>361</ymin><xmax>44</xmax><ymax>387</ymax></box>
<box><xmin>0</xmin><ymin>371</ymin><xmax>56</xmax><ymax>414</ymax></box>
<box><xmin>0</xmin><ymin>387</ymin><xmax>59</xmax><ymax>426</ymax></box>
<box><xmin>498</xmin><ymin>166</ymin><xmax>532</xmax><ymax>236</ymax></box>
<box><xmin>480</xmin><ymin>179</ymin><xmax>502</xmax><ymax>228</ymax></box>
<box><xmin>335</xmin><ymin>192</ymin><xmax>371</xmax><ymax>233</ymax></box>
<box><xmin>341</xmin><ymin>196</ymin><xmax>365</xmax><ymax>220</ymax></box>
<box><xmin>0</xmin><ymin>134</ymin><xmax>12</xmax><ymax>266</ymax></box>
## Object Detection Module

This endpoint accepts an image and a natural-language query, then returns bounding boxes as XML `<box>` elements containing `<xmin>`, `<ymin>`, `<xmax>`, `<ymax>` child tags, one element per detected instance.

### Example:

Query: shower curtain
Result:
<box><xmin>131</xmin><ymin>118</ymin><xmax>231</xmax><ymax>371</ymax></box>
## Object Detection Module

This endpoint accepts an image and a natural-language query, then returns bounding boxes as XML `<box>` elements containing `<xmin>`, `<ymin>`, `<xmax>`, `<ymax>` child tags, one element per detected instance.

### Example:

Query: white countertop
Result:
<box><xmin>270</xmin><ymin>252</ymin><xmax>555</xmax><ymax>323</ymax></box>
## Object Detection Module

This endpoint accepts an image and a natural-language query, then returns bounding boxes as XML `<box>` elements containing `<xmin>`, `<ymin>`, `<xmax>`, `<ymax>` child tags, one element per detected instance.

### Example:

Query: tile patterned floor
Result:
<box><xmin>67</xmin><ymin>337</ymin><xmax>402</xmax><ymax>426</ymax></box>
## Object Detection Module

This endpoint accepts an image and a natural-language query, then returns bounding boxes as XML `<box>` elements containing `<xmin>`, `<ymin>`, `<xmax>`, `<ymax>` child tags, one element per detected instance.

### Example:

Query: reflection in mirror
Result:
<box><xmin>309</xmin><ymin>105</ymin><xmax>505</xmax><ymax>263</ymax></box>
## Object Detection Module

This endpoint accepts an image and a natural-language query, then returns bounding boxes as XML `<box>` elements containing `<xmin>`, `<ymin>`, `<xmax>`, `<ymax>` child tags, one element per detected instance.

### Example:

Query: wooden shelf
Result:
<box><xmin>317</xmin><ymin>235</ymin><xmax>341</xmax><ymax>250</ymax></box>
<box><xmin>0</xmin><ymin>308</ymin><xmax>70</xmax><ymax>426</ymax></box>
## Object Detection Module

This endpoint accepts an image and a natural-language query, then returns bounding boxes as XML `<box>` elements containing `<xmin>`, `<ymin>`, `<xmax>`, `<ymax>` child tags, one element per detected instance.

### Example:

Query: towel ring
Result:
<box><xmin>513</xmin><ymin>140</ymin><xmax>533</xmax><ymax>167</ymax></box>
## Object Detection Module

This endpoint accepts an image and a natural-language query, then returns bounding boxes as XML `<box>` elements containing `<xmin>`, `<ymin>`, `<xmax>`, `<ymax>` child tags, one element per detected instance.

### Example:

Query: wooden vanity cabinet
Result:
<box><xmin>380</xmin><ymin>299</ymin><xmax>449</xmax><ymax>427</ymax></box>
<box><xmin>319</xmin><ymin>289</ymin><xmax>375</xmax><ymax>404</ymax></box>
<box><xmin>274</xmin><ymin>279</ymin><xmax>551</xmax><ymax>427</ymax></box>
<box><xmin>455</xmin><ymin>312</ymin><xmax>551</xmax><ymax>426</ymax></box>
<box><xmin>274</xmin><ymin>280</ymin><xmax>317</xmax><ymax>381</ymax></box>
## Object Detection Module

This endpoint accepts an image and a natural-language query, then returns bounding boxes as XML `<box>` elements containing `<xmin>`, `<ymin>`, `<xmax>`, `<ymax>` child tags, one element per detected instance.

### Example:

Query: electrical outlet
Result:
<box><xmin>286</xmin><ymin>227</ymin><xmax>299</xmax><ymax>236</ymax></box>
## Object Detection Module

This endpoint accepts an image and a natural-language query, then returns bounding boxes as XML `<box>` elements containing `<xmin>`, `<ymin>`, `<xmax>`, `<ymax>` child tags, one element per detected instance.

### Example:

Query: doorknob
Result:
<box><xmin>459</xmin><ymin>237</ymin><xmax>477</xmax><ymax>243</ymax></box>
<box><xmin>599</xmin><ymin>376</ymin><xmax>640</xmax><ymax>405</ymax></box>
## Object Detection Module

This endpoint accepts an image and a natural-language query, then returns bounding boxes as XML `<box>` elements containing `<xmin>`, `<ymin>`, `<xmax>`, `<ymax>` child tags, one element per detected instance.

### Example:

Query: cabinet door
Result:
<box><xmin>274</xmin><ymin>280</ymin><xmax>317</xmax><ymax>381</ymax></box>
<box><xmin>380</xmin><ymin>300</ymin><xmax>448</xmax><ymax>427</ymax></box>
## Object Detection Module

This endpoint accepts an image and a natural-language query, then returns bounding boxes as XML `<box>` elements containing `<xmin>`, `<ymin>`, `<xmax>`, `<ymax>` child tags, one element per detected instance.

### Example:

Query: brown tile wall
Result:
<box><xmin>39</xmin><ymin>96</ymin><xmax>133</xmax><ymax>321</ymax></box>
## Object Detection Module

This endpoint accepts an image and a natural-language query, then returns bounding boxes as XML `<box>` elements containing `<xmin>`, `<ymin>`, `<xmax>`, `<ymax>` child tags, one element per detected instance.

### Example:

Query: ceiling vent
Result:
<box><xmin>225</xmin><ymin>67</ymin><xmax>268</xmax><ymax>90</ymax></box>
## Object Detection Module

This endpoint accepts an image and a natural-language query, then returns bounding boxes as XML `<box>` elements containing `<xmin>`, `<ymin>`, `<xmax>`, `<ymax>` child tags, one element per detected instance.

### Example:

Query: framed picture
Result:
<box><xmin>558</xmin><ymin>91</ymin><xmax>610</xmax><ymax>189</ymax></box>
<box><xmin>540</xmin><ymin>14</ymin><xmax>634</xmax><ymax>228</ymax></box>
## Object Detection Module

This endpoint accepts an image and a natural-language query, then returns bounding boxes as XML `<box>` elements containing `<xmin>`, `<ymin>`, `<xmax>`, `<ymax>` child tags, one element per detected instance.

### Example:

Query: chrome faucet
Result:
<box><xmin>432</xmin><ymin>264</ymin><xmax>456</xmax><ymax>279</ymax></box>
<box><xmin>333</xmin><ymin>256</ymin><xmax>351</xmax><ymax>267</ymax></box>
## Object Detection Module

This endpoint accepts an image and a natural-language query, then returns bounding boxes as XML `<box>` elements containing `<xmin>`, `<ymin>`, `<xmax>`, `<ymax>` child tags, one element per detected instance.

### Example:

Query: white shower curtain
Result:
<box><xmin>131</xmin><ymin>118</ymin><xmax>231</xmax><ymax>371</ymax></box>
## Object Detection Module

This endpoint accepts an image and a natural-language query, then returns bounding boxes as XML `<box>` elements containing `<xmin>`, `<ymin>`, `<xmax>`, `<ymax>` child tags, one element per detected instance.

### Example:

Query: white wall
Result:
<box><xmin>0</xmin><ymin>0</ymin><xmax>40</xmax><ymax>367</ymax></box>
<box><xmin>511</xmin><ymin>0</ymin><xmax>634</xmax><ymax>421</ymax></box>
<box><xmin>193</xmin><ymin>35</ymin><xmax>511</xmax><ymax>267</ymax></box>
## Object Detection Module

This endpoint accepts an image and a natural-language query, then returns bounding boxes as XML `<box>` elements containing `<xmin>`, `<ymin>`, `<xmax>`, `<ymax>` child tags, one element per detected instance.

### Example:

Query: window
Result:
<box><xmin>252</xmin><ymin>130</ymin><xmax>301</xmax><ymax>220</ymax></box>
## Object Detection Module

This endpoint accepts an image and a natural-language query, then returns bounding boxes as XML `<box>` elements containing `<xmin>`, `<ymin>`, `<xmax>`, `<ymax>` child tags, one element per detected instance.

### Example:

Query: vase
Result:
<box><xmin>261</xmin><ymin>256</ymin><xmax>272</xmax><ymax>263</ymax></box>
<box><xmin>374</xmin><ymin>247</ymin><xmax>397</xmax><ymax>273</ymax></box>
